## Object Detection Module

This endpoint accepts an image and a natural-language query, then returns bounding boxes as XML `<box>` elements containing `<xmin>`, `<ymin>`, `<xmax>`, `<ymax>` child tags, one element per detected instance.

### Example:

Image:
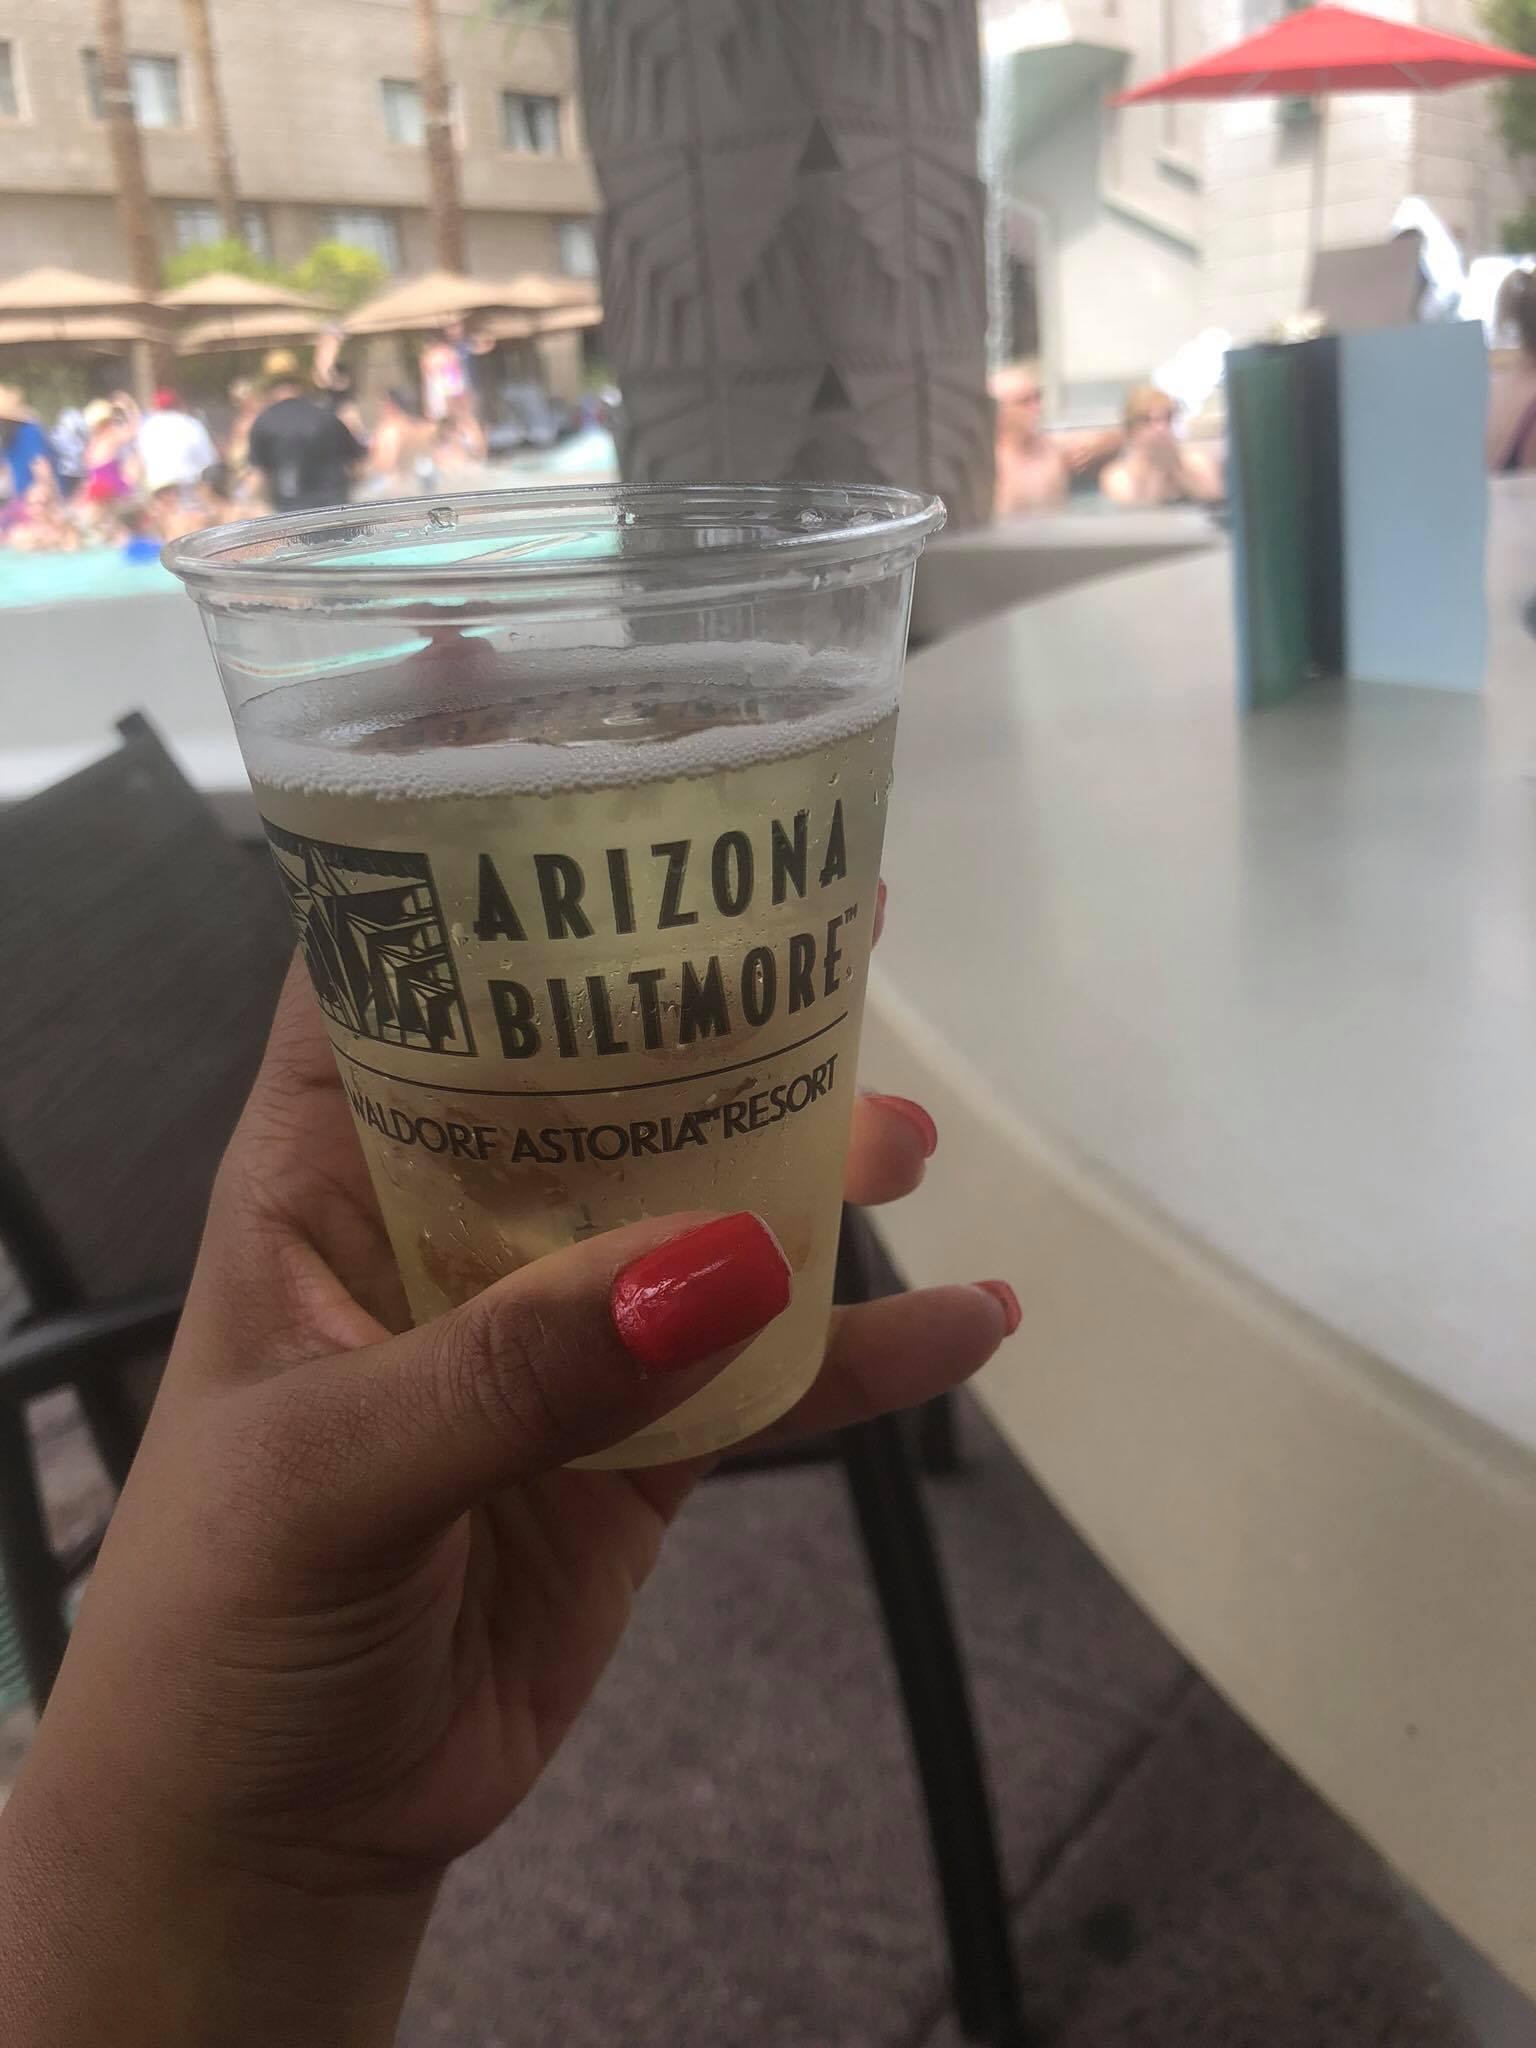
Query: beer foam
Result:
<box><xmin>239</xmin><ymin>641</ymin><xmax>898</xmax><ymax>800</ymax></box>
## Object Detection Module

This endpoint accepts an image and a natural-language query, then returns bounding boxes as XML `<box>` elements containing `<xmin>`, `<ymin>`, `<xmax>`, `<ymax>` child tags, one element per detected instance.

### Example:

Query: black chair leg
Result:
<box><xmin>839</xmin><ymin>1418</ymin><xmax>1029</xmax><ymax>2044</ymax></box>
<box><xmin>75</xmin><ymin>1376</ymin><xmax>144</xmax><ymax>1492</ymax></box>
<box><xmin>0</xmin><ymin>1402</ymin><xmax>67</xmax><ymax>1708</ymax></box>
<box><xmin>834</xmin><ymin>1215</ymin><xmax>1030</xmax><ymax>2046</ymax></box>
<box><xmin>916</xmin><ymin>1390</ymin><xmax>963</xmax><ymax>1476</ymax></box>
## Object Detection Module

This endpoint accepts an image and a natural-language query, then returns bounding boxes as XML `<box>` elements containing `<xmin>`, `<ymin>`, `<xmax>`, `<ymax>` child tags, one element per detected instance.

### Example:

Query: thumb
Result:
<box><xmin>279</xmin><ymin>1211</ymin><xmax>792</xmax><ymax>1549</ymax></box>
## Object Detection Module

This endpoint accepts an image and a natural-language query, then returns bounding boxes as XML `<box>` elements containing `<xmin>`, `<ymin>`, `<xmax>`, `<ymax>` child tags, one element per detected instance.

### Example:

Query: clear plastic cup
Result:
<box><xmin>168</xmin><ymin>483</ymin><xmax>944</xmax><ymax>1465</ymax></box>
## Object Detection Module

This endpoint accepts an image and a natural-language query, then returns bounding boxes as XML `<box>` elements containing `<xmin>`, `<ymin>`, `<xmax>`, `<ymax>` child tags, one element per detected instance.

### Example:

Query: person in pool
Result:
<box><xmin>1100</xmin><ymin>384</ymin><xmax>1222</xmax><ymax>506</ymax></box>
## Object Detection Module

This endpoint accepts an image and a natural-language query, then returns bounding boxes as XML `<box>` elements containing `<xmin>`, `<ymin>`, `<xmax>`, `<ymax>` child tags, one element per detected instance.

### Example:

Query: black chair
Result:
<box><xmin>0</xmin><ymin>715</ymin><xmax>292</xmax><ymax>1705</ymax></box>
<box><xmin>720</xmin><ymin>1218</ymin><xmax>1027</xmax><ymax>2045</ymax></box>
<box><xmin>841</xmin><ymin>1224</ymin><xmax>1027</xmax><ymax>2044</ymax></box>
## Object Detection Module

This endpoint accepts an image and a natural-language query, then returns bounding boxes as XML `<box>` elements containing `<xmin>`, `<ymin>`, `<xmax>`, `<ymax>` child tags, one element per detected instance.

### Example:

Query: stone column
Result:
<box><xmin>573</xmin><ymin>0</ymin><xmax>994</xmax><ymax>527</ymax></box>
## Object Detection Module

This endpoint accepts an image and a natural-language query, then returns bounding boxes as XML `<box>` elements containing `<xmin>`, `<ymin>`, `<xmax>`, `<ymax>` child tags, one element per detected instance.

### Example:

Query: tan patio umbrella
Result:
<box><xmin>0</xmin><ymin>267</ymin><xmax>169</xmax><ymax>396</ymax></box>
<box><xmin>0</xmin><ymin>311</ymin><xmax>159</xmax><ymax>353</ymax></box>
<box><xmin>534</xmin><ymin>303</ymin><xmax>602</xmax><ymax>334</ymax></box>
<box><xmin>157</xmin><ymin>271</ymin><xmax>324</xmax><ymax>315</ymax></box>
<box><xmin>159</xmin><ymin>274</ymin><xmax>330</xmax><ymax>352</ymax></box>
<box><xmin>343</xmin><ymin>270</ymin><xmax>522</xmax><ymax>336</ymax></box>
<box><xmin>174</xmin><ymin>307</ymin><xmax>332</xmax><ymax>356</ymax></box>
<box><xmin>496</xmin><ymin>271</ymin><xmax>600</xmax><ymax>312</ymax></box>
<box><xmin>0</xmin><ymin>264</ymin><xmax>150</xmax><ymax>313</ymax></box>
<box><xmin>0</xmin><ymin>265</ymin><xmax>158</xmax><ymax>342</ymax></box>
<box><xmin>344</xmin><ymin>269</ymin><xmax>602</xmax><ymax>336</ymax></box>
<box><xmin>477</xmin><ymin>303</ymin><xmax>603</xmax><ymax>343</ymax></box>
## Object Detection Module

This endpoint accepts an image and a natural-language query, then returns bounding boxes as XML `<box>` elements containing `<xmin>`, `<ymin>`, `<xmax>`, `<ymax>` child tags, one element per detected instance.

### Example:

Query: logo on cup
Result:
<box><xmin>263</xmin><ymin>820</ymin><xmax>474</xmax><ymax>1056</ymax></box>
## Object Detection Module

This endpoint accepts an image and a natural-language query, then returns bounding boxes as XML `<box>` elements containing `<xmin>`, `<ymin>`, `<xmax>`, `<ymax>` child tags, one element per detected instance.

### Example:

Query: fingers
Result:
<box><xmin>750</xmin><ymin>1280</ymin><xmax>1020</xmax><ymax>1448</ymax></box>
<box><xmin>221</xmin><ymin>954</ymin><xmax>347</xmax><ymax>1176</ymax></box>
<box><xmin>253</xmin><ymin>951</ymin><xmax>346</xmax><ymax>1102</ymax></box>
<box><xmin>845</xmin><ymin>879</ymin><xmax>939</xmax><ymax>1208</ymax></box>
<box><xmin>843</xmin><ymin>1092</ymin><xmax>937</xmax><ymax>1206</ymax></box>
<box><xmin>270</xmin><ymin>1211</ymin><xmax>792</xmax><ymax>1550</ymax></box>
<box><xmin>194</xmin><ymin>952</ymin><xmax>408</xmax><ymax>1353</ymax></box>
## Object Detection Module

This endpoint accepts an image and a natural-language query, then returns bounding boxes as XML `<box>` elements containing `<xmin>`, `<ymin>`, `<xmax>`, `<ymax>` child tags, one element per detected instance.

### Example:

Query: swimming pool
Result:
<box><xmin>0</xmin><ymin>430</ymin><xmax>620</xmax><ymax>612</ymax></box>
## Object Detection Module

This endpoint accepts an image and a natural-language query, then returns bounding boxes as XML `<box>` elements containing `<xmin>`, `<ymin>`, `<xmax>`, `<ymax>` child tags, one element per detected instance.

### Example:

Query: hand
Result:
<box><xmin>0</xmin><ymin>948</ymin><xmax>1018</xmax><ymax>2045</ymax></box>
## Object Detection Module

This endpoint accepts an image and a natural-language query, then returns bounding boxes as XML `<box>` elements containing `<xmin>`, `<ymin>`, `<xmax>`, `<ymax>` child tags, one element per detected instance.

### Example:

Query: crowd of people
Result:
<box><xmin>0</xmin><ymin>319</ymin><xmax>512</xmax><ymax>558</ymax></box>
<box><xmin>15</xmin><ymin>280</ymin><xmax>1531</xmax><ymax>552</ymax></box>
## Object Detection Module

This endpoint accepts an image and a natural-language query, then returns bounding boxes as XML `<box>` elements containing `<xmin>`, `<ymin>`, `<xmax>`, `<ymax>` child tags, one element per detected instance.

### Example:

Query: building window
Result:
<box><xmin>501</xmin><ymin>91</ymin><xmax>561</xmax><ymax>154</ymax></box>
<box><xmin>381</xmin><ymin>77</ymin><xmax>425</xmax><ymax>146</ymax></box>
<box><xmin>556</xmin><ymin>220</ymin><xmax>598</xmax><ymax>279</ymax></box>
<box><xmin>0</xmin><ymin>42</ymin><xmax>19</xmax><ymax>120</ymax></box>
<box><xmin>83</xmin><ymin>49</ymin><xmax>183</xmax><ymax>128</ymax></box>
<box><xmin>381</xmin><ymin>78</ymin><xmax>463</xmax><ymax>148</ymax></box>
<box><xmin>173</xmin><ymin>202</ymin><xmax>271</xmax><ymax>258</ymax></box>
<box><xmin>324</xmin><ymin>208</ymin><xmax>402</xmax><ymax>271</ymax></box>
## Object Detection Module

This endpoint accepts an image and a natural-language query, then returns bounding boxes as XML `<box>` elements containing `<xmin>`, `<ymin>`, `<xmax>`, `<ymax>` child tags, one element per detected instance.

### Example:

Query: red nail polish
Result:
<box><xmin>974</xmin><ymin>1280</ymin><xmax>1022</xmax><ymax>1337</ymax></box>
<box><xmin>867</xmin><ymin>1094</ymin><xmax>938</xmax><ymax>1158</ymax></box>
<box><xmin>611</xmin><ymin>1214</ymin><xmax>792</xmax><ymax>1376</ymax></box>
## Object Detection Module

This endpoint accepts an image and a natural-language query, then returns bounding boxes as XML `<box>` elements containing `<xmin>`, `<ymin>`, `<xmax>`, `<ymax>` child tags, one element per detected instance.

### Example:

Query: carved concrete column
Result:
<box><xmin>573</xmin><ymin>0</ymin><xmax>994</xmax><ymax>527</ymax></box>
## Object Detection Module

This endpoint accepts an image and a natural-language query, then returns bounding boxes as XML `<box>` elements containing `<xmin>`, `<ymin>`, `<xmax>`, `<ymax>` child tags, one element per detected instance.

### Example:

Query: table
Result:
<box><xmin>865</xmin><ymin>478</ymin><xmax>1536</xmax><ymax>1997</ymax></box>
<box><xmin>909</xmin><ymin>504</ymin><xmax>1220</xmax><ymax>644</ymax></box>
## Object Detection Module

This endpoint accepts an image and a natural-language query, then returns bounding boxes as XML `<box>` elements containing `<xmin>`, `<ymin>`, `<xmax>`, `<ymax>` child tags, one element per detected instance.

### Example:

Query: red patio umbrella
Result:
<box><xmin>1113</xmin><ymin>5</ymin><xmax>1536</xmax><ymax>265</ymax></box>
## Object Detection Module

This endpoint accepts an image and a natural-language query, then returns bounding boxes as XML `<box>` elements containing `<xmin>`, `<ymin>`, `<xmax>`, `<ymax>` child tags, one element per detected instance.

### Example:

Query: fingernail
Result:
<box><xmin>611</xmin><ymin>1214</ymin><xmax>793</xmax><ymax>1376</ymax></box>
<box><xmin>866</xmin><ymin>1094</ymin><xmax>938</xmax><ymax>1158</ymax></box>
<box><xmin>974</xmin><ymin>1280</ymin><xmax>1021</xmax><ymax>1336</ymax></box>
<box><xmin>874</xmin><ymin>878</ymin><xmax>888</xmax><ymax>945</ymax></box>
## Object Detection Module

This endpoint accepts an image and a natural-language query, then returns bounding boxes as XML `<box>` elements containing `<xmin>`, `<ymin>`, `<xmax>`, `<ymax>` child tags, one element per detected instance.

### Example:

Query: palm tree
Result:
<box><xmin>181</xmin><ymin>0</ymin><xmax>242</xmax><ymax>241</ymax></box>
<box><xmin>95</xmin><ymin>0</ymin><xmax>167</xmax><ymax>381</ymax></box>
<box><xmin>415</xmin><ymin>0</ymin><xmax>466</xmax><ymax>272</ymax></box>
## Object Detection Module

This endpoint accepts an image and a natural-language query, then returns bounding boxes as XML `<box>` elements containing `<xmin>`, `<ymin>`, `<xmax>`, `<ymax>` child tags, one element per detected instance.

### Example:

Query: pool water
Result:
<box><xmin>0</xmin><ymin>429</ymin><xmax>620</xmax><ymax>612</ymax></box>
<box><xmin>0</xmin><ymin>547</ymin><xmax>179</xmax><ymax>611</ymax></box>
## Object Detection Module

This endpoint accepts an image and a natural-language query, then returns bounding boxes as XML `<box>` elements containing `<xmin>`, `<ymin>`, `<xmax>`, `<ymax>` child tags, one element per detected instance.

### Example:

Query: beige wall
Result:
<box><xmin>991</xmin><ymin>0</ymin><xmax>1212</xmax><ymax>411</ymax></box>
<box><xmin>0</xmin><ymin>193</ymin><xmax>128</xmax><ymax>279</ymax></box>
<box><xmin>990</xmin><ymin>0</ymin><xmax>1203</xmax><ymax>413</ymax></box>
<box><xmin>461</xmin><ymin>209</ymin><xmax>566</xmax><ymax>277</ymax></box>
<box><xmin>1197</xmin><ymin>0</ymin><xmax>1411</xmax><ymax>335</ymax></box>
<box><xmin>0</xmin><ymin>193</ymin><xmax>569</xmax><ymax>289</ymax></box>
<box><xmin>998</xmin><ymin>0</ymin><xmax>1536</xmax><ymax>399</ymax></box>
<box><xmin>1199</xmin><ymin>93</ymin><xmax>1419</xmax><ymax>337</ymax></box>
<box><xmin>537</xmin><ymin>330</ymin><xmax>584</xmax><ymax>401</ymax></box>
<box><xmin>1198</xmin><ymin>0</ymin><xmax>1533</xmax><ymax>339</ymax></box>
<box><xmin>1412</xmin><ymin>87</ymin><xmax>1524</xmax><ymax>254</ymax></box>
<box><xmin>1415</xmin><ymin>0</ymin><xmax>1525</xmax><ymax>251</ymax></box>
<box><xmin>0</xmin><ymin>0</ymin><xmax>596</xmax><ymax>279</ymax></box>
<box><xmin>1011</xmin><ymin>102</ymin><xmax>1202</xmax><ymax>412</ymax></box>
<box><xmin>1097</xmin><ymin>0</ymin><xmax>1202</xmax><ymax>246</ymax></box>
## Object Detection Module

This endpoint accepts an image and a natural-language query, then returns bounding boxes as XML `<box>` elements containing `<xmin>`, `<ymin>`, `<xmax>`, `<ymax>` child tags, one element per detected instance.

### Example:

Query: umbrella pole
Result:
<box><xmin>1307</xmin><ymin>96</ymin><xmax>1331</xmax><ymax>288</ymax></box>
<box><xmin>130</xmin><ymin>338</ymin><xmax>155</xmax><ymax>406</ymax></box>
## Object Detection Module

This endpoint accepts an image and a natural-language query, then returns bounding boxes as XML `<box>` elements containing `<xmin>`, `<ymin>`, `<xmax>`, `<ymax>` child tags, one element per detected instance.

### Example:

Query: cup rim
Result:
<box><xmin>164</xmin><ymin>481</ymin><xmax>947</xmax><ymax>607</ymax></box>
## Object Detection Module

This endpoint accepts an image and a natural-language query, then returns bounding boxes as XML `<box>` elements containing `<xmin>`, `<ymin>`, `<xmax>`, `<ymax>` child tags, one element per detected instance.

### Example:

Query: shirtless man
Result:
<box><xmin>990</xmin><ymin>363</ymin><xmax>1069</xmax><ymax>514</ymax></box>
